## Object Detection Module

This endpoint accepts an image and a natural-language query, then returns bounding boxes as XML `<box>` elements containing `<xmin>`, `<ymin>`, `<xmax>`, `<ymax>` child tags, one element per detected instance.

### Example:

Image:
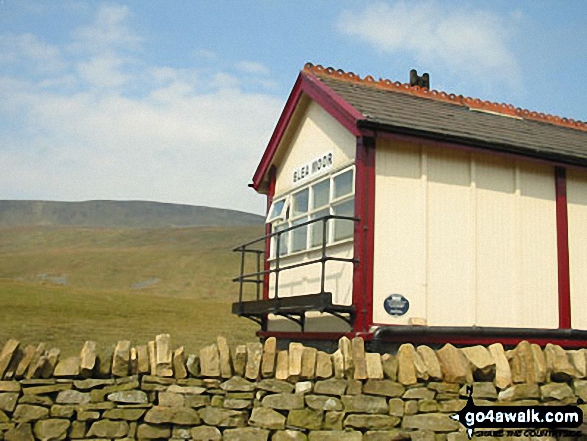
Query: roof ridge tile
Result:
<box><xmin>303</xmin><ymin>62</ymin><xmax>587</xmax><ymax>133</ymax></box>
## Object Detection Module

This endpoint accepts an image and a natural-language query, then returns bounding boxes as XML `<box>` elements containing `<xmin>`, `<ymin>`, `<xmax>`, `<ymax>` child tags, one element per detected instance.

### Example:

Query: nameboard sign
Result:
<box><xmin>293</xmin><ymin>152</ymin><xmax>333</xmax><ymax>184</ymax></box>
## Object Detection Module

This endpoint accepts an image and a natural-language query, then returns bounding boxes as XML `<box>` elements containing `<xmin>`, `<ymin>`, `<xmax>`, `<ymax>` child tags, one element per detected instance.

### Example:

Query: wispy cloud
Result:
<box><xmin>338</xmin><ymin>1</ymin><xmax>522</xmax><ymax>92</ymax></box>
<box><xmin>0</xmin><ymin>3</ymin><xmax>281</xmax><ymax>213</ymax></box>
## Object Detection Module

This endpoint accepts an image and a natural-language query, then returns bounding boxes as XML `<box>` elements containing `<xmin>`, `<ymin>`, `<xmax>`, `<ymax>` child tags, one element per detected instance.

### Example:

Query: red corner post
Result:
<box><xmin>555</xmin><ymin>166</ymin><xmax>571</xmax><ymax>329</ymax></box>
<box><xmin>263</xmin><ymin>166</ymin><xmax>277</xmax><ymax>301</ymax></box>
<box><xmin>353</xmin><ymin>136</ymin><xmax>376</xmax><ymax>334</ymax></box>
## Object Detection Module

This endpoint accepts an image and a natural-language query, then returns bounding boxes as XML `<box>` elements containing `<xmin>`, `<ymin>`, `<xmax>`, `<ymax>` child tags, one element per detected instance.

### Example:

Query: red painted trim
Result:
<box><xmin>263</xmin><ymin>166</ymin><xmax>277</xmax><ymax>301</ymax></box>
<box><xmin>257</xmin><ymin>331</ymin><xmax>364</xmax><ymax>341</ymax></box>
<box><xmin>252</xmin><ymin>72</ymin><xmax>364</xmax><ymax>191</ymax></box>
<box><xmin>555</xmin><ymin>167</ymin><xmax>571</xmax><ymax>329</ymax></box>
<box><xmin>300</xmin><ymin>74</ymin><xmax>363</xmax><ymax>137</ymax></box>
<box><xmin>352</xmin><ymin>136</ymin><xmax>376</xmax><ymax>333</ymax></box>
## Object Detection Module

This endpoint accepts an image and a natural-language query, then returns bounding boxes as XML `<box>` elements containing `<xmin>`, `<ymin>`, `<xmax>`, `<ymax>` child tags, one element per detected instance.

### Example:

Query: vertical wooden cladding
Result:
<box><xmin>373</xmin><ymin>139</ymin><xmax>559</xmax><ymax>329</ymax></box>
<box><xmin>567</xmin><ymin>169</ymin><xmax>587</xmax><ymax>329</ymax></box>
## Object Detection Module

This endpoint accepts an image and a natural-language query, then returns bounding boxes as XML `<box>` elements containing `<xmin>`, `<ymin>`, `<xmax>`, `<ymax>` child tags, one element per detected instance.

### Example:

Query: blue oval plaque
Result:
<box><xmin>383</xmin><ymin>294</ymin><xmax>409</xmax><ymax>316</ymax></box>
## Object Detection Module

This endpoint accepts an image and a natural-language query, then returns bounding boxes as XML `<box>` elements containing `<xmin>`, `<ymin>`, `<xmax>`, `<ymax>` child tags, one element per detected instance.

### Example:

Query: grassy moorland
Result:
<box><xmin>0</xmin><ymin>225</ymin><xmax>265</xmax><ymax>356</ymax></box>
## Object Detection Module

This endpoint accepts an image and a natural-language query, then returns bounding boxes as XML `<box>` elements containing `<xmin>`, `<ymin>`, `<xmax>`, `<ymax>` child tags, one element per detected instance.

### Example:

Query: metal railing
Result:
<box><xmin>232</xmin><ymin>214</ymin><xmax>359</xmax><ymax>306</ymax></box>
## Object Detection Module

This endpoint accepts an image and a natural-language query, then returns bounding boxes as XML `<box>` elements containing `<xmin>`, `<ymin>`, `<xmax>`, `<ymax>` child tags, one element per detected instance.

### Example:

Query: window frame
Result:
<box><xmin>268</xmin><ymin>164</ymin><xmax>356</xmax><ymax>259</ymax></box>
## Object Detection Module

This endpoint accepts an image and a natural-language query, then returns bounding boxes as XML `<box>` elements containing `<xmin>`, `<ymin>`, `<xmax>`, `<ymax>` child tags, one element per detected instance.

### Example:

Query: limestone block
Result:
<box><xmin>287</xmin><ymin>408</ymin><xmax>324</xmax><ymax>430</ymax></box>
<box><xmin>0</xmin><ymin>393</ymin><xmax>18</xmax><ymax>412</ymax></box>
<box><xmin>0</xmin><ymin>340</ymin><xmax>20</xmax><ymax>380</ymax></box>
<box><xmin>339</xmin><ymin>337</ymin><xmax>354</xmax><ymax>379</ymax></box>
<box><xmin>341</xmin><ymin>395</ymin><xmax>388</xmax><ymax>414</ymax></box>
<box><xmin>217</xmin><ymin>336</ymin><xmax>232</xmax><ymax>379</ymax></box>
<box><xmin>544</xmin><ymin>343</ymin><xmax>576</xmax><ymax>381</ymax></box>
<box><xmin>249</xmin><ymin>407</ymin><xmax>286</xmax><ymax>429</ymax></box>
<box><xmin>221</xmin><ymin>376</ymin><xmax>255</xmax><ymax>392</ymax></box>
<box><xmin>461</xmin><ymin>345</ymin><xmax>495</xmax><ymax>380</ymax></box>
<box><xmin>308</xmin><ymin>431</ymin><xmax>362</xmax><ymax>441</ymax></box>
<box><xmin>305</xmin><ymin>395</ymin><xmax>343</xmax><ymax>411</ymax></box>
<box><xmin>15</xmin><ymin>345</ymin><xmax>36</xmax><ymax>379</ymax></box>
<box><xmin>540</xmin><ymin>382</ymin><xmax>574</xmax><ymax>401</ymax></box>
<box><xmin>106</xmin><ymin>390</ymin><xmax>148</xmax><ymax>404</ymax></box>
<box><xmin>344</xmin><ymin>414</ymin><xmax>401</xmax><ymax>430</ymax></box>
<box><xmin>187</xmin><ymin>353</ymin><xmax>201</xmax><ymax>377</ymax></box>
<box><xmin>275</xmin><ymin>350</ymin><xmax>289</xmax><ymax>380</ymax></box>
<box><xmin>145</xmin><ymin>405</ymin><xmax>201</xmax><ymax>425</ymax></box>
<box><xmin>147</xmin><ymin>340</ymin><xmax>156</xmax><ymax>376</ymax></box>
<box><xmin>198</xmin><ymin>406</ymin><xmax>246</xmax><ymax>427</ymax></box>
<box><xmin>366</xmin><ymin>353</ymin><xmax>384</xmax><ymax>380</ymax></box>
<box><xmin>262</xmin><ymin>393</ymin><xmax>304</xmax><ymax>410</ymax></box>
<box><xmin>245</xmin><ymin>343</ymin><xmax>262</xmax><ymax>380</ymax></box>
<box><xmin>79</xmin><ymin>341</ymin><xmax>96</xmax><ymax>378</ymax></box>
<box><xmin>136</xmin><ymin>345</ymin><xmax>149</xmax><ymax>375</ymax></box>
<box><xmin>497</xmin><ymin>383</ymin><xmax>540</xmax><ymax>401</ymax></box>
<box><xmin>314</xmin><ymin>379</ymin><xmax>347</xmax><ymax>396</ymax></box>
<box><xmin>261</xmin><ymin>337</ymin><xmax>277</xmax><ymax>378</ymax></box>
<box><xmin>381</xmin><ymin>353</ymin><xmax>398</xmax><ymax>381</ymax></box>
<box><xmin>233</xmin><ymin>345</ymin><xmax>247</xmax><ymax>377</ymax></box>
<box><xmin>288</xmin><ymin>343</ymin><xmax>304</xmax><ymax>379</ymax></box>
<box><xmin>436</xmin><ymin>344</ymin><xmax>472</xmax><ymax>384</ymax></box>
<box><xmin>363</xmin><ymin>379</ymin><xmax>404</xmax><ymax>397</ymax></box>
<box><xmin>257</xmin><ymin>379</ymin><xmax>294</xmax><ymax>394</ymax></box>
<box><xmin>33</xmin><ymin>419</ymin><xmax>70</xmax><ymax>441</ymax></box>
<box><xmin>351</xmin><ymin>337</ymin><xmax>367</xmax><ymax>380</ymax></box>
<box><xmin>200</xmin><ymin>344</ymin><xmax>220</xmax><ymax>378</ymax></box>
<box><xmin>397</xmin><ymin>344</ymin><xmax>417</xmax><ymax>385</ymax></box>
<box><xmin>13</xmin><ymin>405</ymin><xmax>49</xmax><ymax>423</ymax></box>
<box><xmin>301</xmin><ymin>347</ymin><xmax>317</xmax><ymax>380</ymax></box>
<box><xmin>54</xmin><ymin>357</ymin><xmax>80</xmax><ymax>378</ymax></box>
<box><xmin>24</xmin><ymin>344</ymin><xmax>46</xmax><ymax>380</ymax></box>
<box><xmin>55</xmin><ymin>390</ymin><xmax>90</xmax><ymax>404</ymax></box>
<box><xmin>137</xmin><ymin>423</ymin><xmax>171</xmax><ymax>439</ymax></box>
<box><xmin>155</xmin><ymin>334</ymin><xmax>173</xmax><ymax>377</ymax></box>
<box><xmin>316</xmin><ymin>351</ymin><xmax>333</xmax><ymax>379</ymax></box>
<box><xmin>487</xmin><ymin>343</ymin><xmax>511</xmax><ymax>389</ymax></box>
<box><xmin>332</xmin><ymin>350</ymin><xmax>344</xmax><ymax>379</ymax></box>
<box><xmin>190</xmin><ymin>425</ymin><xmax>222</xmax><ymax>441</ymax></box>
<box><xmin>173</xmin><ymin>346</ymin><xmax>188</xmax><ymax>379</ymax></box>
<box><xmin>224</xmin><ymin>427</ymin><xmax>270</xmax><ymax>441</ymax></box>
<box><xmin>129</xmin><ymin>347</ymin><xmax>138</xmax><ymax>375</ymax></box>
<box><xmin>40</xmin><ymin>348</ymin><xmax>59</xmax><ymax>379</ymax></box>
<box><xmin>112</xmin><ymin>340</ymin><xmax>131</xmax><ymax>377</ymax></box>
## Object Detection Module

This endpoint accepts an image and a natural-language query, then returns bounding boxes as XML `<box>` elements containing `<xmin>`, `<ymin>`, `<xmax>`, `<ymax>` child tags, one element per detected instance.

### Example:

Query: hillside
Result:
<box><xmin>0</xmin><ymin>224</ymin><xmax>265</xmax><ymax>355</ymax></box>
<box><xmin>0</xmin><ymin>200</ymin><xmax>264</xmax><ymax>227</ymax></box>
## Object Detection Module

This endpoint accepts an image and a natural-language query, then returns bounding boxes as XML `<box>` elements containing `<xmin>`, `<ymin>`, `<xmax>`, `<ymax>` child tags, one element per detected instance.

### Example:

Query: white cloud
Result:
<box><xmin>338</xmin><ymin>1</ymin><xmax>521</xmax><ymax>90</ymax></box>
<box><xmin>236</xmin><ymin>61</ymin><xmax>270</xmax><ymax>75</ymax></box>
<box><xmin>0</xmin><ymin>3</ymin><xmax>282</xmax><ymax>214</ymax></box>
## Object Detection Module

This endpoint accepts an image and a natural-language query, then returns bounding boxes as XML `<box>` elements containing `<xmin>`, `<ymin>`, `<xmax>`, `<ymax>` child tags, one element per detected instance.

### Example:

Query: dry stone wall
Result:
<box><xmin>0</xmin><ymin>335</ymin><xmax>586</xmax><ymax>440</ymax></box>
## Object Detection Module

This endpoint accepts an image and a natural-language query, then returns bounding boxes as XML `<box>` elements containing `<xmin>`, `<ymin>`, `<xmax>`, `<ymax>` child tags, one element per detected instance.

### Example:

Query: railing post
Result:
<box><xmin>320</xmin><ymin>217</ymin><xmax>327</xmax><ymax>295</ymax></box>
<box><xmin>274</xmin><ymin>232</ymin><xmax>281</xmax><ymax>301</ymax></box>
<box><xmin>238</xmin><ymin>247</ymin><xmax>245</xmax><ymax>306</ymax></box>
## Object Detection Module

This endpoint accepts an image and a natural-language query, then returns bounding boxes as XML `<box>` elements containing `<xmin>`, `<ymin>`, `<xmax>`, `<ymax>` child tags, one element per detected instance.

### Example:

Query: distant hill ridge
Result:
<box><xmin>0</xmin><ymin>200</ymin><xmax>264</xmax><ymax>227</ymax></box>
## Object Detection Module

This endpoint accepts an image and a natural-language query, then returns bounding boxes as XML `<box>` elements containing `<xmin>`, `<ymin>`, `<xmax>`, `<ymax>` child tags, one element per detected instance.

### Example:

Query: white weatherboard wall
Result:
<box><xmin>267</xmin><ymin>99</ymin><xmax>356</xmax><ymax>332</ymax></box>
<box><xmin>373</xmin><ymin>139</ymin><xmax>558</xmax><ymax>328</ymax></box>
<box><xmin>567</xmin><ymin>169</ymin><xmax>587</xmax><ymax>329</ymax></box>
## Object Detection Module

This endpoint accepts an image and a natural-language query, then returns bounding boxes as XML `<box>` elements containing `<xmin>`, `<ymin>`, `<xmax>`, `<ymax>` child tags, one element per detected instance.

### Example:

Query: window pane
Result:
<box><xmin>267</xmin><ymin>199</ymin><xmax>285</xmax><ymax>222</ymax></box>
<box><xmin>274</xmin><ymin>224</ymin><xmax>289</xmax><ymax>256</ymax></box>
<box><xmin>311</xmin><ymin>208</ymin><xmax>330</xmax><ymax>247</ymax></box>
<box><xmin>333</xmin><ymin>169</ymin><xmax>353</xmax><ymax>199</ymax></box>
<box><xmin>312</xmin><ymin>179</ymin><xmax>330</xmax><ymax>209</ymax></box>
<box><xmin>332</xmin><ymin>198</ymin><xmax>355</xmax><ymax>241</ymax></box>
<box><xmin>292</xmin><ymin>189</ymin><xmax>309</xmax><ymax>216</ymax></box>
<box><xmin>291</xmin><ymin>218</ymin><xmax>308</xmax><ymax>252</ymax></box>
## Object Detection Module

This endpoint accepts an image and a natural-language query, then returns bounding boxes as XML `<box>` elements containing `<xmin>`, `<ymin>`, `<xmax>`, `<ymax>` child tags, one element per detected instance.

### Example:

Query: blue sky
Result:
<box><xmin>1</xmin><ymin>1</ymin><xmax>586</xmax><ymax>214</ymax></box>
